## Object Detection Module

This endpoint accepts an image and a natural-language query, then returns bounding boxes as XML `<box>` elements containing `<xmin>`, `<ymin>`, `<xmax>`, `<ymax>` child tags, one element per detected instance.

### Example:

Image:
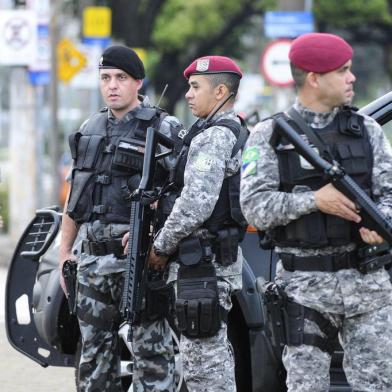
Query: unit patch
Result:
<box><xmin>194</xmin><ymin>152</ymin><xmax>216</xmax><ymax>172</ymax></box>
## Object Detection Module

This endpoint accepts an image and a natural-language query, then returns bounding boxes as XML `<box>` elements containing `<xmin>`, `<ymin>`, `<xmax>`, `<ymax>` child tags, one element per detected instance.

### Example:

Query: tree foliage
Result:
<box><xmin>314</xmin><ymin>0</ymin><xmax>392</xmax><ymax>41</ymax></box>
<box><xmin>107</xmin><ymin>0</ymin><xmax>275</xmax><ymax>112</ymax></box>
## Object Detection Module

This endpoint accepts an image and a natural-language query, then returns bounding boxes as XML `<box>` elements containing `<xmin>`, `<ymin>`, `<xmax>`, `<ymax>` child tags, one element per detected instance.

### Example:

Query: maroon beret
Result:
<box><xmin>289</xmin><ymin>33</ymin><xmax>353</xmax><ymax>73</ymax></box>
<box><xmin>184</xmin><ymin>56</ymin><xmax>242</xmax><ymax>79</ymax></box>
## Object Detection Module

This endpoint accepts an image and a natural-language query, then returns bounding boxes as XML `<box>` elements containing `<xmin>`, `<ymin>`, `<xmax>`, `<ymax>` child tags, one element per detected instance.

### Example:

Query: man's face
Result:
<box><xmin>99</xmin><ymin>68</ymin><xmax>142</xmax><ymax>118</ymax></box>
<box><xmin>316</xmin><ymin>60</ymin><xmax>356</xmax><ymax>108</ymax></box>
<box><xmin>185</xmin><ymin>75</ymin><xmax>218</xmax><ymax>119</ymax></box>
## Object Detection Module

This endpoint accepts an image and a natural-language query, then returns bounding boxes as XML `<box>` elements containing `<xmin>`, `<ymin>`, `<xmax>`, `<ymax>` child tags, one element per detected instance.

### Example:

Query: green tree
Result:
<box><xmin>108</xmin><ymin>0</ymin><xmax>275</xmax><ymax>112</ymax></box>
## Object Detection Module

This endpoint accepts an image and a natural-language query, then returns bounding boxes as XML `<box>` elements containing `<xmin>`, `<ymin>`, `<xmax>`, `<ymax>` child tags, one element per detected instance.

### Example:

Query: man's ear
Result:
<box><xmin>307</xmin><ymin>72</ymin><xmax>319</xmax><ymax>88</ymax></box>
<box><xmin>136</xmin><ymin>79</ymin><xmax>144</xmax><ymax>91</ymax></box>
<box><xmin>215</xmin><ymin>84</ymin><xmax>229</xmax><ymax>100</ymax></box>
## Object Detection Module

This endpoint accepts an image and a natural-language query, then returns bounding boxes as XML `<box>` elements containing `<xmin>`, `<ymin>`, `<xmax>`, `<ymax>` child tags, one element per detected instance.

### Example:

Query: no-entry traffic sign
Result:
<box><xmin>260</xmin><ymin>39</ymin><xmax>294</xmax><ymax>87</ymax></box>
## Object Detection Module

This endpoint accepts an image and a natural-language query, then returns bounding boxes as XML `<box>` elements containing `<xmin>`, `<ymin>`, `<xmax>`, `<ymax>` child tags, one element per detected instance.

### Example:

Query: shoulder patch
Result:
<box><xmin>243</xmin><ymin>146</ymin><xmax>259</xmax><ymax>163</ymax></box>
<box><xmin>194</xmin><ymin>152</ymin><xmax>217</xmax><ymax>172</ymax></box>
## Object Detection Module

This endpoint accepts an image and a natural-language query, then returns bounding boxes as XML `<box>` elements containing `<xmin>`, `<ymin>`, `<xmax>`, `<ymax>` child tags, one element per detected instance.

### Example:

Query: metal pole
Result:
<box><xmin>49</xmin><ymin>0</ymin><xmax>60</xmax><ymax>205</ymax></box>
<box><xmin>304</xmin><ymin>0</ymin><xmax>313</xmax><ymax>12</ymax></box>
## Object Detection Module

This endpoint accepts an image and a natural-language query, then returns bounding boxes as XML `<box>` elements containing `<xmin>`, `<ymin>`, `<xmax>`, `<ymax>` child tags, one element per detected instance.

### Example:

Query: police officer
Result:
<box><xmin>148</xmin><ymin>56</ymin><xmax>247</xmax><ymax>391</ymax></box>
<box><xmin>59</xmin><ymin>45</ymin><xmax>183</xmax><ymax>391</ymax></box>
<box><xmin>240</xmin><ymin>33</ymin><xmax>392</xmax><ymax>391</ymax></box>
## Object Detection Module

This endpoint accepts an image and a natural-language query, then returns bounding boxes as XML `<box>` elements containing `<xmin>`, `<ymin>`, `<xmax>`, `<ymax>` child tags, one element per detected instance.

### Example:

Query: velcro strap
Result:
<box><xmin>95</xmin><ymin>174</ymin><xmax>111</xmax><ymax>184</ymax></box>
<box><xmin>104</xmin><ymin>144</ymin><xmax>115</xmax><ymax>153</ymax></box>
<box><xmin>78</xmin><ymin>282</ymin><xmax>113</xmax><ymax>305</ymax></box>
<box><xmin>175</xmin><ymin>299</ymin><xmax>187</xmax><ymax>332</ymax></box>
<box><xmin>187</xmin><ymin>300</ymin><xmax>200</xmax><ymax>337</ymax></box>
<box><xmin>82</xmin><ymin>238</ymin><xmax>124</xmax><ymax>257</ymax></box>
<box><xmin>281</xmin><ymin>251</ymin><xmax>357</xmax><ymax>272</ymax></box>
<box><xmin>92</xmin><ymin>204</ymin><xmax>107</xmax><ymax>214</ymax></box>
<box><xmin>304</xmin><ymin>307</ymin><xmax>338</xmax><ymax>340</ymax></box>
<box><xmin>199</xmin><ymin>298</ymin><xmax>212</xmax><ymax>333</ymax></box>
<box><xmin>302</xmin><ymin>334</ymin><xmax>331</xmax><ymax>353</ymax></box>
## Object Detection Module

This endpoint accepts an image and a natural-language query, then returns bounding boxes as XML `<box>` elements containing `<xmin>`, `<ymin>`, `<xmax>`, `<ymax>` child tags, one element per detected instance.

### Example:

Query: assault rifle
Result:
<box><xmin>274</xmin><ymin>115</ymin><xmax>392</xmax><ymax>270</ymax></box>
<box><xmin>120</xmin><ymin>125</ymin><xmax>174</xmax><ymax>341</ymax></box>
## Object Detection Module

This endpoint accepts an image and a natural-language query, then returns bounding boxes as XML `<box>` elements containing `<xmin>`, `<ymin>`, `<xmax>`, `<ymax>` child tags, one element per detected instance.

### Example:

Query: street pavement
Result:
<box><xmin>0</xmin><ymin>267</ymin><xmax>76</xmax><ymax>391</ymax></box>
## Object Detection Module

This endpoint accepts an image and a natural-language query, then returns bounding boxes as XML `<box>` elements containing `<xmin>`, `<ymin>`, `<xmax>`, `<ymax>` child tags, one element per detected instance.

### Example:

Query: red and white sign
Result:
<box><xmin>260</xmin><ymin>39</ymin><xmax>294</xmax><ymax>87</ymax></box>
<box><xmin>0</xmin><ymin>10</ymin><xmax>37</xmax><ymax>66</ymax></box>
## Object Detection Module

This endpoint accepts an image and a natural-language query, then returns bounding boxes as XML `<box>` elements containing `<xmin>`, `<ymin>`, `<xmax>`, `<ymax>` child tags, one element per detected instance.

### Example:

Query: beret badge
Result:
<box><xmin>196</xmin><ymin>59</ymin><xmax>210</xmax><ymax>72</ymax></box>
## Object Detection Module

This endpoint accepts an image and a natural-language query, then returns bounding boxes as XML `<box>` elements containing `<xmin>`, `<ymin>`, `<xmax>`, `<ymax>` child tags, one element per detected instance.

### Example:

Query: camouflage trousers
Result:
<box><xmin>76</xmin><ymin>254</ymin><xmax>175</xmax><ymax>392</ymax></box>
<box><xmin>178</xmin><ymin>279</ymin><xmax>236</xmax><ymax>392</ymax></box>
<box><xmin>132</xmin><ymin>319</ymin><xmax>175</xmax><ymax>392</ymax></box>
<box><xmin>276</xmin><ymin>263</ymin><xmax>392</xmax><ymax>392</ymax></box>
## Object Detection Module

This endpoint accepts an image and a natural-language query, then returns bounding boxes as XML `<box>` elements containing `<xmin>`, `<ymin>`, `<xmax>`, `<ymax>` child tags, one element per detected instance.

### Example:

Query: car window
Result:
<box><xmin>382</xmin><ymin>121</ymin><xmax>392</xmax><ymax>143</ymax></box>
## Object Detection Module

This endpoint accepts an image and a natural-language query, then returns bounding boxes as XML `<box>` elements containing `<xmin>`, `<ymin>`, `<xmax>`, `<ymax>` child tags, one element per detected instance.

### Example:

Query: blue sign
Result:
<box><xmin>29</xmin><ymin>24</ymin><xmax>50</xmax><ymax>86</ymax></box>
<box><xmin>29</xmin><ymin>70</ymin><xmax>50</xmax><ymax>86</ymax></box>
<box><xmin>83</xmin><ymin>37</ymin><xmax>111</xmax><ymax>48</ymax></box>
<box><xmin>265</xmin><ymin>11</ymin><xmax>314</xmax><ymax>38</ymax></box>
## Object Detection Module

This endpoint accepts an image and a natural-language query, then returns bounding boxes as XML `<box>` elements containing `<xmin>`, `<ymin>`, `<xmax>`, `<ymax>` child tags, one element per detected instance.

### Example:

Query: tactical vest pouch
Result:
<box><xmin>68</xmin><ymin>132</ymin><xmax>81</xmax><ymax>160</ymax></box>
<box><xmin>336</xmin><ymin>142</ymin><xmax>367</xmax><ymax>175</ymax></box>
<box><xmin>144</xmin><ymin>269</ymin><xmax>174</xmax><ymax>322</ymax></box>
<box><xmin>67</xmin><ymin>171</ymin><xmax>95</xmax><ymax>221</ymax></box>
<box><xmin>228</xmin><ymin>172</ymin><xmax>248</xmax><ymax>234</ymax></box>
<box><xmin>74</xmin><ymin>135</ymin><xmax>105</xmax><ymax>170</ymax></box>
<box><xmin>213</xmin><ymin>227</ymin><xmax>239</xmax><ymax>266</ymax></box>
<box><xmin>178</xmin><ymin>236</ymin><xmax>204</xmax><ymax>266</ymax></box>
<box><xmin>175</xmin><ymin>263</ymin><xmax>221</xmax><ymax>338</ymax></box>
<box><xmin>112</xmin><ymin>137</ymin><xmax>145</xmax><ymax>172</ymax></box>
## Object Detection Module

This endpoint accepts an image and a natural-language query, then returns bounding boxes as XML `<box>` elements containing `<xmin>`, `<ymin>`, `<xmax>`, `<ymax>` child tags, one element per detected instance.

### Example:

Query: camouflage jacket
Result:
<box><xmin>240</xmin><ymin>99</ymin><xmax>392</xmax><ymax>257</ymax></box>
<box><xmin>154</xmin><ymin>109</ymin><xmax>243</xmax><ymax>283</ymax></box>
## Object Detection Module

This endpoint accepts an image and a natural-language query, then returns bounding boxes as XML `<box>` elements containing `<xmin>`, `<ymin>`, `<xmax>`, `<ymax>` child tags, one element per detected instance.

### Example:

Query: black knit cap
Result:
<box><xmin>99</xmin><ymin>45</ymin><xmax>145</xmax><ymax>80</ymax></box>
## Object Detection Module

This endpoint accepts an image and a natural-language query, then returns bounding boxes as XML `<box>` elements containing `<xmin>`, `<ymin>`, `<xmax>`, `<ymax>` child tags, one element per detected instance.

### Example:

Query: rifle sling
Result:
<box><xmin>287</xmin><ymin>107</ymin><xmax>335</xmax><ymax>162</ymax></box>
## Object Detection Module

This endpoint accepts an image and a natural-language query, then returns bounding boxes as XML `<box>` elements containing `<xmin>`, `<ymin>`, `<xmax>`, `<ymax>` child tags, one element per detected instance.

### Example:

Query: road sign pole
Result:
<box><xmin>49</xmin><ymin>0</ymin><xmax>60</xmax><ymax>205</ymax></box>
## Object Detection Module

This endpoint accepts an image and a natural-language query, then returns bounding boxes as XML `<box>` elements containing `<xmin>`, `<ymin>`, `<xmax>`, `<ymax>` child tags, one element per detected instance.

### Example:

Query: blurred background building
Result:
<box><xmin>0</xmin><ymin>0</ymin><xmax>392</xmax><ymax>244</ymax></box>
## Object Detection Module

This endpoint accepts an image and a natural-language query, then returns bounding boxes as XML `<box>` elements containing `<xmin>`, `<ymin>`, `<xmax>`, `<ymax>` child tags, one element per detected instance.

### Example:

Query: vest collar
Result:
<box><xmin>293</xmin><ymin>98</ymin><xmax>340</xmax><ymax>129</ymax></box>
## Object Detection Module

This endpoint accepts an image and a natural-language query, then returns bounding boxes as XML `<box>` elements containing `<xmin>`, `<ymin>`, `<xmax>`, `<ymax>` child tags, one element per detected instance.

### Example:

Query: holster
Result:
<box><xmin>262</xmin><ymin>282</ymin><xmax>338</xmax><ymax>355</ymax></box>
<box><xmin>175</xmin><ymin>262</ymin><xmax>221</xmax><ymax>339</ymax></box>
<box><xmin>144</xmin><ymin>268</ymin><xmax>174</xmax><ymax>322</ymax></box>
<box><xmin>62</xmin><ymin>260</ymin><xmax>78</xmax><ymax>315</ymax></box>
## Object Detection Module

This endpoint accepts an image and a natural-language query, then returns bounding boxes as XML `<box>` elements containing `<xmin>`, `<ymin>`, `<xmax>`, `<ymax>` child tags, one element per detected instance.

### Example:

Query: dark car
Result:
<box><xmin>5</xmin><ymin>91</ymin><xmax>392</xmax><ymax>391</ymax></box>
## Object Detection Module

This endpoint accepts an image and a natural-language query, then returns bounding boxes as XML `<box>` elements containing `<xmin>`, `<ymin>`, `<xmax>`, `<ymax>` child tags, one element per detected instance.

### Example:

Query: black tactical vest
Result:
<box><xmin>269</xmin><ymin>108</ymin><xmax>373</xmax><ymax>248</ymax></box>
<box><xmin>174</xmin><ymin>117</ymin><xmax>249</xmax><ymax>233</ymax></box>
<box><xmin>67</xmin><ymin>106</ymin><xmax>168</xmax><ymax>224</ymax></box>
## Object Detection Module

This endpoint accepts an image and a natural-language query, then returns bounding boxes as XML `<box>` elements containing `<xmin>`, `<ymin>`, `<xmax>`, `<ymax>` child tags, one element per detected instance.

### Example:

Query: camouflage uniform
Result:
<box><xmin>240</xmin><ymin>99</ymin><xmax>392</xmax><ymax>391</ymax></box>
<box><xmin>74</xmin><ymin>97</ymin><xmax>180</xmax><ymax>392</ymax></box>
<box><xmin>154</xmin><ymin>109</ymin><xmax>243</xmax><ymax>392</ymax></box>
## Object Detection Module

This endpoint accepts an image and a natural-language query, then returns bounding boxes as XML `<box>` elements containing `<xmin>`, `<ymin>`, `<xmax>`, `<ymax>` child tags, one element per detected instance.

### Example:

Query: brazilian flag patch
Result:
<box><xmin>242</xmin><ymin>146</ymin><xmax>259</xmax><ymax>178</ymax></box>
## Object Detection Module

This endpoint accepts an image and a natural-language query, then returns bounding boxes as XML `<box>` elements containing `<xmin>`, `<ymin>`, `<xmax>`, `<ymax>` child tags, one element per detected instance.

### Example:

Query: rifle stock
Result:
<box><xmin>274</xmin><ymin>115</ymin><xmax>392</xmax><ymax>244</ymax></box>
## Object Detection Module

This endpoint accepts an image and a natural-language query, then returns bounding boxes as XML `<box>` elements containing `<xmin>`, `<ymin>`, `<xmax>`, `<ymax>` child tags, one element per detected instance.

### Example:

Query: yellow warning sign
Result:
<box><xmin>57</xmin><ymin>38</ymin><xmax>87</xmax><ymax>83</ymax></box>
<box><xmin>133</xmin><ymin>48</ymin><xmax>147</xmax><ymax>64</ymax></box>
<box><xmin>83</xmin><ymin>6</ymin><xmax>112</xmax><ymax>38</ymax></box>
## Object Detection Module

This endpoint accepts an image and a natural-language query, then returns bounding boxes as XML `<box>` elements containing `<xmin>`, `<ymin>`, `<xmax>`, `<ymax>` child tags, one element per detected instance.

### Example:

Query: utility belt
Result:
<box><xmin>177</xmin><ymin>226</ymin><xmax>240</xmax><ymax>267</ymax></box>
<box><xmin>280</xmin><ymin>243</ymin><xmax>392</xmax><ymax>274</ymax></box>
<box><xmin>81</xmin><ymin>238</ymin><xmax>125</xmax><ymax>258</ymax></box>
